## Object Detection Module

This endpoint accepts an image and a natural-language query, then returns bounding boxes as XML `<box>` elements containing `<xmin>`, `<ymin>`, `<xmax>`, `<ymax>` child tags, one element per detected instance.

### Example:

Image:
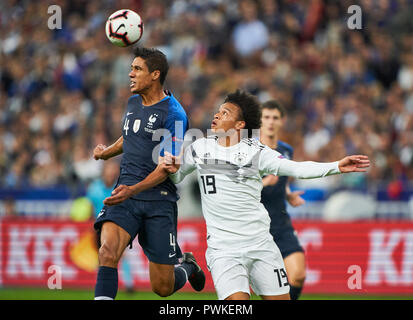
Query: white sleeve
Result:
<box><xmin>259</xmin><ymin>147</ymin><xmax>341</xmax><ymax>179</ymax></box>
<box><xmin>169</xmin><ymin>144</ymin><xmax>197</xmax><ymax>184</ymax></box>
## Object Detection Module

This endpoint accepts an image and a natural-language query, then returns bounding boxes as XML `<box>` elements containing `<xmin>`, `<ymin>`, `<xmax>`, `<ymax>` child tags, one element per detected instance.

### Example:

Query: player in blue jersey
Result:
<box><xmin>260</xmin><ymin>100</ymin><xmax>306</xmax><ymax>300</ymax></box>
<box><xmin>92</xmin><ymin>47</ymin><xmax>205</xmax><ymax>300</ymax></box>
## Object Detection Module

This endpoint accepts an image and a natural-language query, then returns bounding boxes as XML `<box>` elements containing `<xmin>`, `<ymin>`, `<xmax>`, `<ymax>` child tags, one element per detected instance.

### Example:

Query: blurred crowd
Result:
<box><xmin>0</xmin><ymin>0</ymin><xmax>413</xmax><ymax>196</ymax></box>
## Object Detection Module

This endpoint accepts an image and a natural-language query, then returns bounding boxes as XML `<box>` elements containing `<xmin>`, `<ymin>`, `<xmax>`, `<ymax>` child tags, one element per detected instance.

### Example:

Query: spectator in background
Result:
<box><xmin>2</xmin><ymin>197</ymin><xmax>19</xmax><ymax>218</ymax></box>
<box><xmin>232</xmin><ymin>0</ymin><xmax>269</xmax><ymax>61</ymax></box>
<box><xmin>86</xmin><ymin>159</ymin><xmax>119</xmax><ymax>218</ymax></box>
<box><xmin>70</xmin><ymin>159</ymin><xmax>120</xmax><ymax>222</ymax></box>
<box><xmin>303</xmin><ymin>120</ymin><xmax>331</xmax><ymax>159</ymax></box>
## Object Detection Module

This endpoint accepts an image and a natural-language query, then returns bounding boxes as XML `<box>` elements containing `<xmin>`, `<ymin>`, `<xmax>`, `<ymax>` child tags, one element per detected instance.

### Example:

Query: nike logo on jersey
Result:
<box><xmin>97</xmin><ymin>209</ymin><xmax>106</xmax><ymax>219</ymax></box>
<box><xmin>127</xmin><ymin>112</ymin><xmax>133</xmax><ymax>116</ymax></box>
<box><xmin>169</xmin><ymin>253</ymin><xmax>176</xmax><ymax>258</ymax></box>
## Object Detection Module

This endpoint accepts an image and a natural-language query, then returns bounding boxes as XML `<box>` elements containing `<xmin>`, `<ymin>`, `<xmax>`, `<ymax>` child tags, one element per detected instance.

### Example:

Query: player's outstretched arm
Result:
<box><xmin>274</xmin><ymin>155</ymin><xmax>370</xmax><ymax>179</ymax></box>
<box><xmin>93</xmin><ymin>136</ymin><xmax>123</xmax><ymax>160</ymax></box>
<box><xmin>337</xmin><ymin>155</ymin><xmax>370</xmax><ymax>173</ymax></box>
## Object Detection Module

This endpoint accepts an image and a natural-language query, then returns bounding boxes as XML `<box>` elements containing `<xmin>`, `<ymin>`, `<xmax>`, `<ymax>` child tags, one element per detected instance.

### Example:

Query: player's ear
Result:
<box><xmin>152</xmin><ymin>70</ymin><xmax>161</xmax><ymax>82</ymax></box>
<box><xmin>235</xmin><ymin>120</ymin><xmax>246</xmax><ymax>130</ymax></box>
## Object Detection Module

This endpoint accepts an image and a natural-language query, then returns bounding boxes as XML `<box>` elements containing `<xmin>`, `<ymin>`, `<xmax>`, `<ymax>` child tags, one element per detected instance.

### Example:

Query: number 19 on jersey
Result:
<box><xmin>200</xmin><ymin>175</ymin><xmax>216</xmax><ymax>194</ymax></box>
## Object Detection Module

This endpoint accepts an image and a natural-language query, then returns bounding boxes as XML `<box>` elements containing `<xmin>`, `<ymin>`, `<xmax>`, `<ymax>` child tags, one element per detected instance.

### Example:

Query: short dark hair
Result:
<box><xmin>133</xmin><ymin>47</ymin><xmax>169</xmax><ymax>85</ymax></box>
<box><xmin>224</xmin><ymin>89</ymin><xmax>261</xmax><ymax>138</ymax></box>
<box><xmin>261</xmin><ymin>100</ymin><xmax>286</xmax><ymax>118</ymax></box>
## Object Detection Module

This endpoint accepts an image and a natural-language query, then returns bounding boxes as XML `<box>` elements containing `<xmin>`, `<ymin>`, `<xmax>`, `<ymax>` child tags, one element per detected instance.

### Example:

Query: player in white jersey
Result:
<box><xmin>122</xmin><ymin>89</ymin><xmax>370</xmax><ymax>300</ymax></box>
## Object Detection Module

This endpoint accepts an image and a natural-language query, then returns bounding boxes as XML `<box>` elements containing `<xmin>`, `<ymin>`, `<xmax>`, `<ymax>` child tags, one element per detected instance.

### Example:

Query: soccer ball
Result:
<box><xmin>105</xmin><ymin>9</ymin><xmax>144</xmax><ymax>47</ymax></box>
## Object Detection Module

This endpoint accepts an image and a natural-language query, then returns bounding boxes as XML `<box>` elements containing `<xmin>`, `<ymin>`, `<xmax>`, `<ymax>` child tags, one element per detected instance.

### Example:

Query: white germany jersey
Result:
<box><xmin>170</xmin><ymin>136</ymin><xmax>340</xmax><ymax>250</ymax></box>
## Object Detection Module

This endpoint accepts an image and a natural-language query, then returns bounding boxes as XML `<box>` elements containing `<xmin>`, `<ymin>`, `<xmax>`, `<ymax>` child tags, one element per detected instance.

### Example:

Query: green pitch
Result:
<box><xmin>0</xmin><ymin>288</ymin><xmax>217</xmax><ymax>300</ymax></box>
<box><xmin>0</xmin><ymin>288</ymin><xmax>412</xmax><ymax>300</ymax></box>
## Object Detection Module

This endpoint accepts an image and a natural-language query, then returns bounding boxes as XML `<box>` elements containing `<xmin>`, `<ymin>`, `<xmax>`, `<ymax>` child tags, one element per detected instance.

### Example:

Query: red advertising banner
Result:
<box><xmin>0</xmin><ymin>218</ymin><xmax>212</xmax><ymax>291</ymax></box>
<box><xmin>294</xmin><ymin>221</ymin><xmax>413</xmax><ymax>294</ymax></box>
<box><xmin>1</xmin><ymin>218</ymin><xmax>413</xmax><ymax>295</ymax></box>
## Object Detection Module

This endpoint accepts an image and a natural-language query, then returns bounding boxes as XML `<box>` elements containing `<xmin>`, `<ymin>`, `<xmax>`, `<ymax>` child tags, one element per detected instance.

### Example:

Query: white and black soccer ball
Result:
<box><xmin>105</xmin><ymin>9</ymin><xmax>144</xmax><ymax>47</ymax></box>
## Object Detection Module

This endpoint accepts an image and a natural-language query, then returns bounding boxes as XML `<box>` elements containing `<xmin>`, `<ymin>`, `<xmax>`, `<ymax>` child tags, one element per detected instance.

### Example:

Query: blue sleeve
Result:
<box><xmin>159</xmin><ymin>106</ymin><xmax>188</xmax><ymax>157</ymax></box>
<box><xmin>289</xmin><ymin>146</ymin><xmax>294</xmax><ymax>160</ymax></box>
<box><xmin>280</xmin><ymin>141</ymin><xmax>294</xmax><ymax>160</ymax></box>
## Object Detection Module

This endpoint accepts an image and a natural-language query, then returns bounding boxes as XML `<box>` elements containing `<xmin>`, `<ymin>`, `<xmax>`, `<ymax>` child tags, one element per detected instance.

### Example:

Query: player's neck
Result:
<box><xmin>140</xmin><ymin>85</ymin><xmax>166</xmax><ymax>106</ymax></box>
<box><xmin>260</xmin><ymin>134</ymin><xmax>278</xmax><ymax>149</ymax></box>
<box><xmin>217</xmin><ymin>132</ymin><xmax>241</xmax><ymax>147</ymax></box>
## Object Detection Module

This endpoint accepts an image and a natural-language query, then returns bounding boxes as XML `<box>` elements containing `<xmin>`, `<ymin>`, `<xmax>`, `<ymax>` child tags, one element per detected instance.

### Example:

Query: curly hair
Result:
<box><xmin>224</xmin><ymin>89</ymin><xmax>261</xmax><ymax>138</ymax></box>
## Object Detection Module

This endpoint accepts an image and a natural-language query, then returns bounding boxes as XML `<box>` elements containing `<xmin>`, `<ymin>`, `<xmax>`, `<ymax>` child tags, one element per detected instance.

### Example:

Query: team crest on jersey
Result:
<box><xmin>133</xmin><ymin>119</ymin><xmax>141</xmax><ymax>133</ymax></box>
<box><xmin>233</xmin><ymin>152</ymin><xmax>248</xmax><ymax>165</ymax></box>
<box><xmin>144</xmin><ymin>114</ymin><xmax>159</xmax><ymax>133</ymax></box>
<box><xmin>148</xmin><ymin>114</ymin><xmax>158</xmax><ymax>126</ymax></box>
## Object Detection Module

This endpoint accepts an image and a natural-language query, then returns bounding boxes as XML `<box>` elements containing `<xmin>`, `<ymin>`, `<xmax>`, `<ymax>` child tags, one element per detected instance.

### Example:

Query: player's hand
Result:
<box><xmin>262</xmin><ymin>175</ymin><xmax>279</xmax><ymax>187</ymax></box>
<box><xmin>162</xmin><ymin>152</ymin><xmax>181</xmax><ymax>174</ymax></box>
<box><xmin>338</xmin><ymin>155</ymin><xmax>370</xmax><ymax>173</ymax></box>
<box><xmin>287</xmin><ymin>190</ymin><xmax>306</xmax><ymax>207</ymax></box>
<box><xmin>103</xmin><ymin>185</ymin><xmax>133</xmax><ymax>206</ymax></box>
<box><xmin>93</xmin><ymin>144</ymin><xmax>107</xmax><ymax>160</ymax></box>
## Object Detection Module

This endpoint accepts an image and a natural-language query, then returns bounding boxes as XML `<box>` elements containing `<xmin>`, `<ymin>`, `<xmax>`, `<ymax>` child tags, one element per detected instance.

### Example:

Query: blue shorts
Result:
<box><xmin>94</xmin><ymin>199</ymin><xmax>182</xmax><ymax>265</ymax></box>
<box><xmin>270</xmin><ymin>214</ymin><xmax>304</xmax><ymax>259</ymax></box>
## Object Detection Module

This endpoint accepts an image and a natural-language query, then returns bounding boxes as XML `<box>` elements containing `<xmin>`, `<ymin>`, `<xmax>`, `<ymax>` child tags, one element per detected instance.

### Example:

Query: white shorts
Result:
<box><xmin>205</xmin><ymin>238</ymin><xmax>290</xmax><ymax>300</ymax></box>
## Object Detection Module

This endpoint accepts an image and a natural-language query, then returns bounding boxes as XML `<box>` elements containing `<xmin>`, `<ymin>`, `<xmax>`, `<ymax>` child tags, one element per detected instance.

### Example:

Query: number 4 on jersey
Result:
<box><xmin>169</xmin><ymin>233</ymin><xmax>176</xmax><ymax>252</ymax></box>
<box><xmin>123</xmin><ymin>118</ymin><xmax>130</xmax><ymax>136</ymax></box>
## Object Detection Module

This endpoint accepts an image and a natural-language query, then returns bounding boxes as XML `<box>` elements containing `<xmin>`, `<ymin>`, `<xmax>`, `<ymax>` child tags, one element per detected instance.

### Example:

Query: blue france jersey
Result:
<box><xmin>118</xmin><ymin>92</ymin><xmax>188</xmax><ymax>202</ymax></box>
<box><xmin>261</xmin><ymin>140</ymin><xmax>294</xmax><ymax>221</ymax></box>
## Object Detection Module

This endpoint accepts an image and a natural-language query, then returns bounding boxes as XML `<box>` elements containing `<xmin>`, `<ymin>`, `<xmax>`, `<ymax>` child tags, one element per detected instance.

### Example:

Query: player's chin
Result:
<box><xmin>211</xmin><ymin>123</ymin><xmax>222</xmax><ymax>131</ymax></box>
<box><xmin>130</xmin><ymin>83</ymin><xmax>140</xmax><ymax>93</ymax></box>
<box><xmin>210</xmin><ymin>126</ymin><xmax>221</xmax><ymax>134</ymax></box>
